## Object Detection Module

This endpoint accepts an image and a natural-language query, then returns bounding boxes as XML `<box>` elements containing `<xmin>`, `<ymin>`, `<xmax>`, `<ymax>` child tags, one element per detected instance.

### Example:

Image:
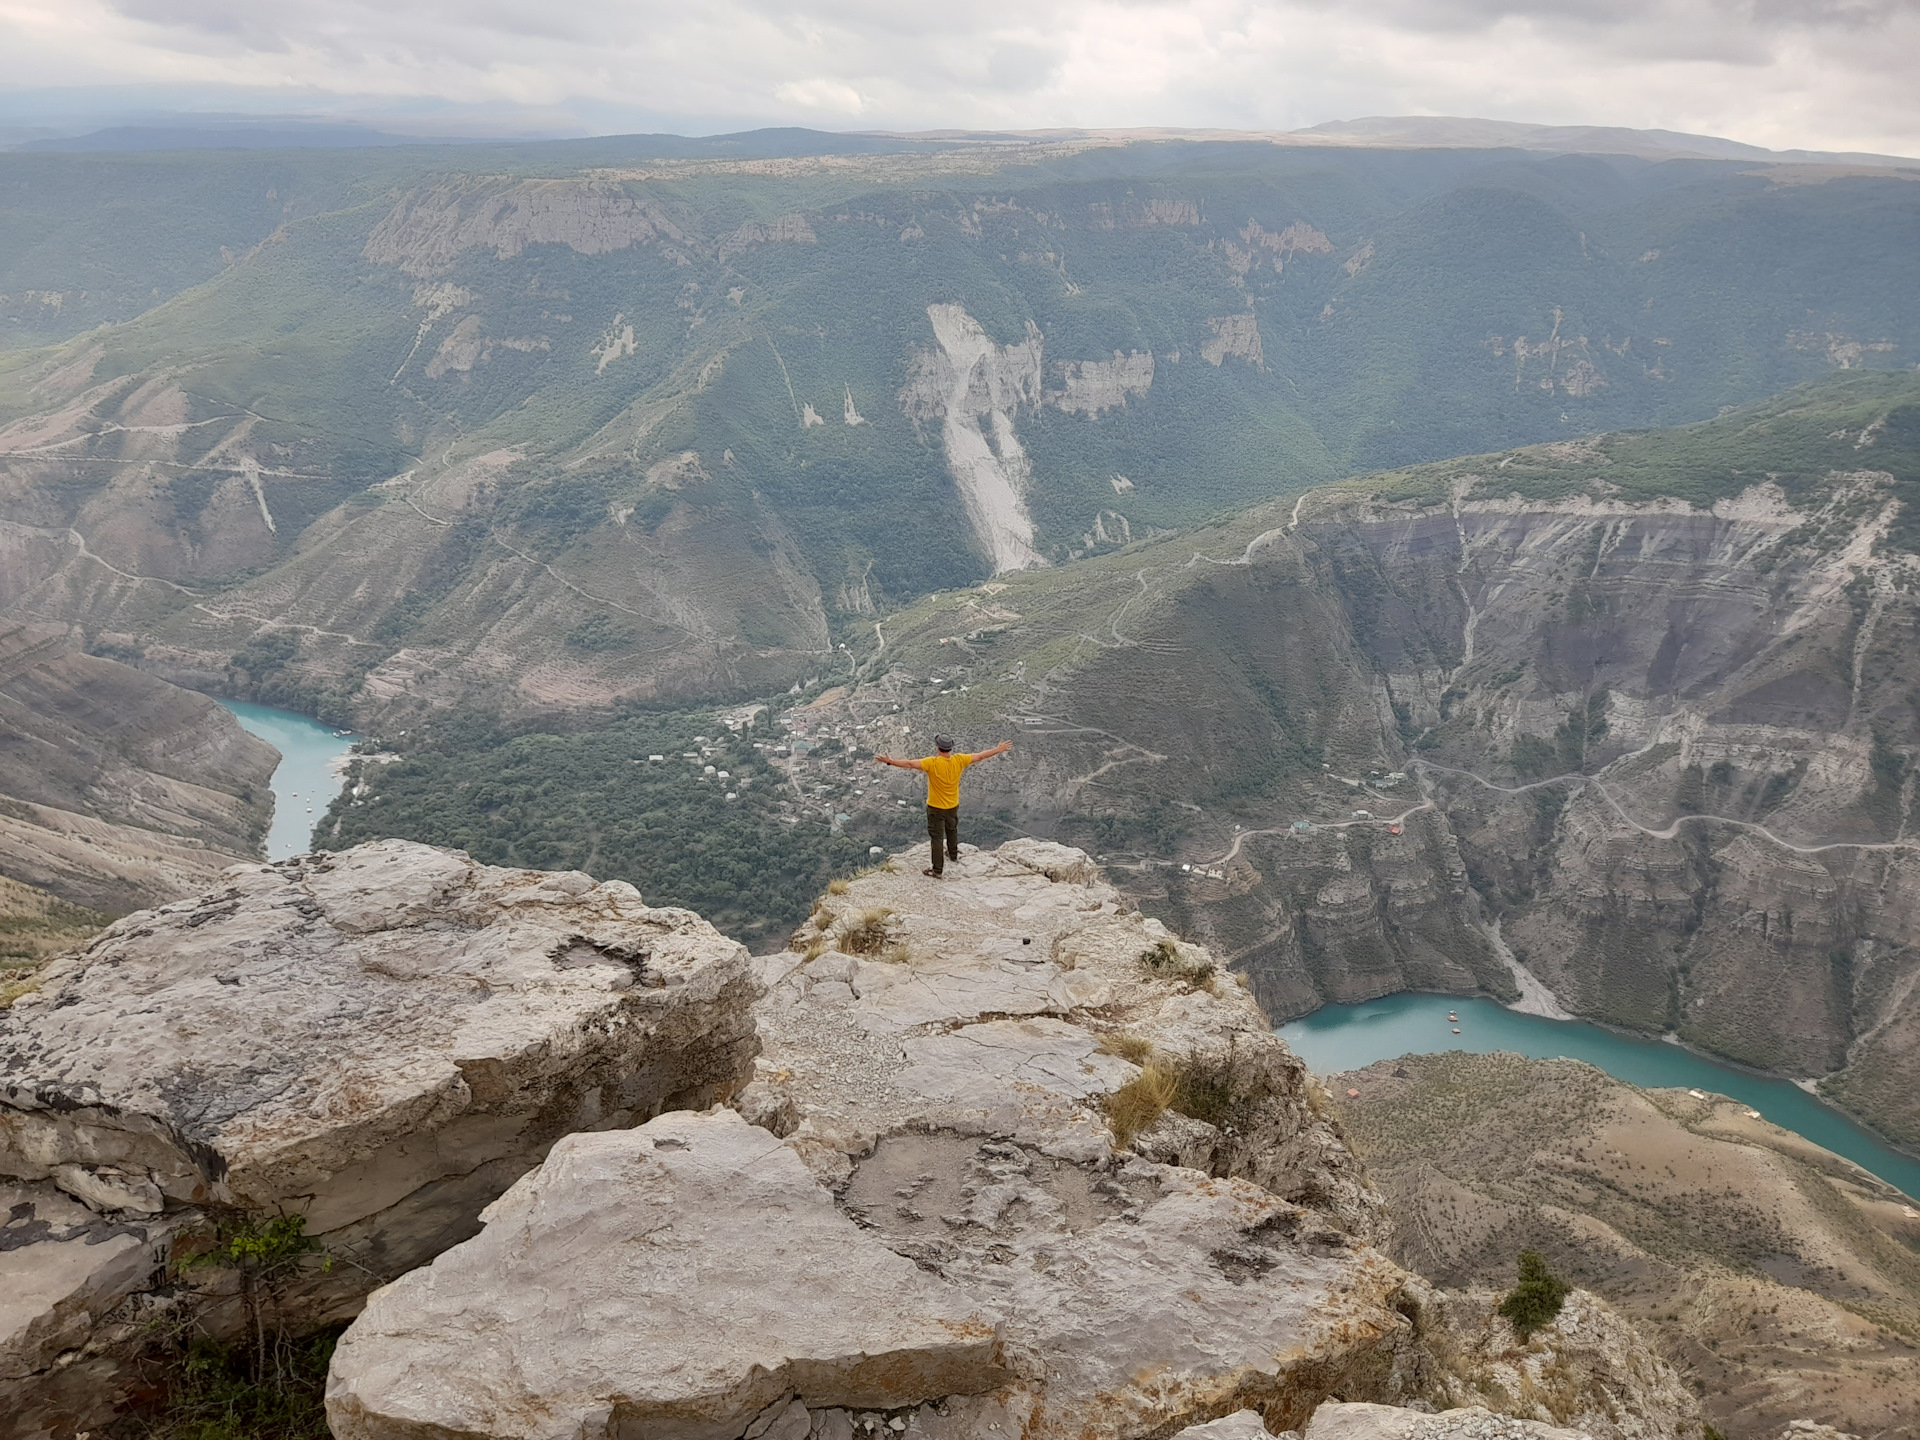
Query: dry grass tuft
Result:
<box><xmin>1139</xmin><ymin>937</ymin><xmax>1215</xmax><ymax>985</ymax></box>
<box><xmin>839</xmin><ymin>907</ymin><xmax>897</xmax><ymax>955</ymax></box>
<box><xmin>1102</xmin><ymin>1036</ymin><xmax>1274</xmax><ymax>1148</ymax></box>
<box><xmin>827</xmin><ymin>878</ymin><xmax>851</xmax><ymax>895</ymax></box>
<box><xmin>1105</xmin><ymin>1060</ymin><xmax>1183</xmax><ymax>1147</ymax></box>
<box><xmin>1097</xmin><ymin>1032</ymin><xmax>1156</xmax><ymax>1065</ymax></box>
<box><xmin>802</xmin><ymin>935</ymin><xmax>832</xmax><ymax>961</ymax></box>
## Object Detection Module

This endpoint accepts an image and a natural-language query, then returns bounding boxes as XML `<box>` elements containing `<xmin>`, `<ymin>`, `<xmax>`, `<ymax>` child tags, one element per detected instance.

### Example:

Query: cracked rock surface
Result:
<box><xmin>332</xmin><ymin>842</ymin><xmax>1430</xmax><ymax>1440</ymax></box>
<box><xmin>1306</xmin><ymin>1402</ymin><xmax>1593</xmax><ymax>1440</ymax></box>
<box><xmin>327</xmin><ymin>1109</ymin><xmax>1010</xmax><ymax>1440</ymax></box>
<box><xmin>0</xmin><ymin>839</ymin><xmax>760</xmax><ymax>1433</ymax></box>
<box><xmin>742</xmin><ymin>838</ymin><xmax>1385</xmax><ymax>1239</ymax></box>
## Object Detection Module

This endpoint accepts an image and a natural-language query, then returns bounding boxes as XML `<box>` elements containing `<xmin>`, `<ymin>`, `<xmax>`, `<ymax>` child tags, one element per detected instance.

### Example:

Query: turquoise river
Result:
<box><xmin>217</xmin><ymin>699</ymin><xmax>356</xmax><ymax>862</ymax></box>
<box><xmin>1280</xmin><ymin>992</ymin><xmax>1920</xmax><ymax>1202</ymax></box>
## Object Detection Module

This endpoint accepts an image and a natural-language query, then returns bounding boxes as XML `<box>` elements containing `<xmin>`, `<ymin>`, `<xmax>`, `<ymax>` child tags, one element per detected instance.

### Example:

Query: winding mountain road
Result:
<box><xmin>1409</xmin><ymin>757</ymin><xmax>1920</xmax><ymax>858</ymax></box>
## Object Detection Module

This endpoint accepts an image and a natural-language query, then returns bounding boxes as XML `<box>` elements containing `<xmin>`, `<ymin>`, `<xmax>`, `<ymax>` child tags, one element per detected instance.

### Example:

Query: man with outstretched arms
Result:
<box><xmin>874</xmin><ymin>733</ymin><xmax>1013</xmax><ymax>877</ymax></box>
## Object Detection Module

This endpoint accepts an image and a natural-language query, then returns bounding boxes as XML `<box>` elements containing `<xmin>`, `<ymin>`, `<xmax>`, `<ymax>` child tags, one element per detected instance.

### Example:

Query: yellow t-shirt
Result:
<box><xmin>919</xmin><ymin>752</ymin><xmax>975</xmax><ymax>809</ymax></box>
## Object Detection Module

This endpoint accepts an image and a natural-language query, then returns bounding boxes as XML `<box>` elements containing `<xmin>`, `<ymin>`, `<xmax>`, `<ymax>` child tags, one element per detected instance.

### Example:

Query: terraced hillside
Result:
<box><xmin>0</xmin><ymin>133</ymin><xmax>1914</xmax><ymax>722</ymax></box>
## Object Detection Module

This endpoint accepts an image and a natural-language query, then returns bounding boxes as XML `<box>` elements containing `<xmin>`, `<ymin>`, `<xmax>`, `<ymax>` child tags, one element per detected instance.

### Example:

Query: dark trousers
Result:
<box><xmin>926</xmin><ymin>805</ymin><xmax>959</xmax><ymax>873</ymax></box>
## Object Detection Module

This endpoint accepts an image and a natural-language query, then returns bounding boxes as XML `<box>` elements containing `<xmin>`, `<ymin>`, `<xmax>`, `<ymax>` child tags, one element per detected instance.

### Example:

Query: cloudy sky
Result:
<box><xmin>2</xmin><ymin>0</ymin><xmax>1917</xmax><ymax>154</ymax></box>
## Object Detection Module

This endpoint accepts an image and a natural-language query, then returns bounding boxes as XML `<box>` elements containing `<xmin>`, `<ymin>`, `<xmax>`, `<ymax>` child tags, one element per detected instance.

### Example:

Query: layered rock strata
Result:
<box><xmin>0</xmin><ymin>839</ymin><xmax>760</xmax><ymax>1434</ymax></box>
<box><xmin>1</xmin><ymin>1178</ymin><xmax>193</xmax><ymax>1440</ymax></box>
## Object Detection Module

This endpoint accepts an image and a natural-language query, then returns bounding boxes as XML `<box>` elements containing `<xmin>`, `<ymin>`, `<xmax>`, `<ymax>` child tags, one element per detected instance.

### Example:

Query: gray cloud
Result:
<box><xmin>2</xmin><ymin>0</ymin><xmax>1915</xmax><ymax>154</ymax></box>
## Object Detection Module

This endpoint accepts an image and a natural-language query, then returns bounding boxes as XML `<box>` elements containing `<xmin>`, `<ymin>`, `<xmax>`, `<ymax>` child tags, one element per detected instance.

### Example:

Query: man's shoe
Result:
<box><xmin>923</xmin><ymin>867</ymin><xmax>943</xmax><ymax>878</ymax></box>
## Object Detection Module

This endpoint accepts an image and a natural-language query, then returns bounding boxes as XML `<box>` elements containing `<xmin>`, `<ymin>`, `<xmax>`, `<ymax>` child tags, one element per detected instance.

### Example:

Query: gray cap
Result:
<box><xmin>933</xmin><ymin>733</ymin><xmax>955</xmax><ymax>752</ymax></box>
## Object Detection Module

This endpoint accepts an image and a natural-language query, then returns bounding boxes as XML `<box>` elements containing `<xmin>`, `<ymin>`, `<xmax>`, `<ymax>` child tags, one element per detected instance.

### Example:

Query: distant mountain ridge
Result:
<box><xmin>1285</xmin><ymin>115</ymin><xmax>1920</xmax><ymax>167</ymax></box>
<box><xmin>10</xmin><ymin>113</ymin><xmax>1913</xmax><ymax>169</ymax></box>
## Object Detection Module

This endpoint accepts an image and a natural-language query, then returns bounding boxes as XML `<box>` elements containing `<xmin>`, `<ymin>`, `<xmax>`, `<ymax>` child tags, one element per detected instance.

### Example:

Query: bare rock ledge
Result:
<box><xmin>0</xmin><ymin>839</ymin><xmax>760</xmax><ymax>1434</ymax></box>
<box><xmin>328</xmin><ymin>1109</ymin><xmax>1010</xmax><ymax>1440</ymax></box>
<box><xmin>329</xmin><ymin>842</ymin><xmax>1429</xmax><ymax>1440</ymax></box>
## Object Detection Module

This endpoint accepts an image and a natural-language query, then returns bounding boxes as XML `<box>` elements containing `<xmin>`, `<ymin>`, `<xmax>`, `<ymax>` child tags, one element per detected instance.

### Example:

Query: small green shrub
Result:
<box><xmin>148</xmin><ymin>1332</ymin><xmax>337</xmax><ymax>1440</ymax></box>
<box><xmin>1499</xmin><ymin>1248</ymin><xmax>1570</xmax><ymax>1338</ymax></box>
<box><xmin>564</xmin><ymin>614</ymin><xmax>635</xmax><ymax>652</ymax></box>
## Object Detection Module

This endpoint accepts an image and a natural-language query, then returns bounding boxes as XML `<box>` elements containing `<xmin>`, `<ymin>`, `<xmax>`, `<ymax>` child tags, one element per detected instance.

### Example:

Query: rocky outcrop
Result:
<box><xmin>329</xmin><ymin>1106</ymin><xmax>1419</xmax><ymax>1440</ymax></box>
<box><xmin>0</xmin><ymin>839</ymin><xmax>760</xmax><ymax>1434</ymax></box>
<box><xmin>1305</xmin><ymin>1403</ymin><xmax>1591</xmax><ymax>1440</ymax></box>
<box><xmin>743</xmin><ymin>838</ymin><xmax>1386</xmax><ymax>1238</ymax></box>
<box><xmin>327</xmin><ymin>1109</ymin><xmax>1010</xmax><ymax>1440</ymax></box>
<box><xmin>327</xmin><ymin>842</ymin><xmax>1441</xmax><ymax>1439</ymax></box>
<box><xmin>0</xmin><ymin>622</ymin><xmax>276</xmax><ymax>912</ymax></box>
<box><xmin>1051</xmin><ymin>349</ymin><xmax>1154</xmax><ymax>415</ymax></box>
<box><xmin>1203</xmin><ymin>313</ymin><xmax>1263</xmax><ymax>366</ymax></box>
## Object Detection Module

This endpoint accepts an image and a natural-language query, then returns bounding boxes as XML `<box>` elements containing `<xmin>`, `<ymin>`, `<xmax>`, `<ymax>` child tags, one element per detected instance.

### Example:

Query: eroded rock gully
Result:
<box><xmin>324</xmin><ymin>840</ymin><xmax>1693</xmax><ymax>1440</ymax></box>
<box><xmin>0</xmin><ymin>839</ymin><xmax>759</xmax><ymax>1438</ymax></box>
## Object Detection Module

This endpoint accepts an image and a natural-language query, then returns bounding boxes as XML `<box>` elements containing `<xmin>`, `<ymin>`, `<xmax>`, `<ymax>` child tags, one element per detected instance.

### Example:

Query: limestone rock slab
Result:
<box><xmin>1174</xmin><ymin>1413</ymin><xmax>1278</xmax><ymax>1439</ymax></box>
<box><xmin>748</xmin><ymin>843</ymin><xmax>1384</xmax><ymax>1234</ymax></box>
<box><xmin>1306</xmin><ymin>1402</ymin><xmax>1592</xmax><ymax>1440</ymax></box>
<box><xmin>837</xmin><ymin>1135</ymin><xmax>1417</xmax><ymax>1438</ymax></box>
<box><xmin>0</xmin><ymin>839</ymin><xmax>761</xmax><ymax>1319</ymax></box>
<box><xmin>326</xmin><ymin>1109</ymin><xmax>1009</xmax><ymax>1440</ymax></box>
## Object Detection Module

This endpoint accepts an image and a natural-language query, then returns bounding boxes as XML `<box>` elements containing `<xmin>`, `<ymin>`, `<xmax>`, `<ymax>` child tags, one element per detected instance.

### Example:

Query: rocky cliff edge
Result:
<box><xmin>0</xmin><ymin>838</ymin><xmax>760</xmax><ymax>1437</ymax></box>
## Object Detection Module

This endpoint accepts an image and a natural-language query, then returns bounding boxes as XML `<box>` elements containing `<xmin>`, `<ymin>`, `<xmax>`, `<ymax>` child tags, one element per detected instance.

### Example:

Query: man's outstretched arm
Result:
<box><xmin>976</xmin><ymin>740</ymin><xmax>1014</xmax><ymax>762</ymax></box>
<box><xmin>873</xmin><ymin>753</ymin><xmax>926</xmax><ymax>770</ymax></box>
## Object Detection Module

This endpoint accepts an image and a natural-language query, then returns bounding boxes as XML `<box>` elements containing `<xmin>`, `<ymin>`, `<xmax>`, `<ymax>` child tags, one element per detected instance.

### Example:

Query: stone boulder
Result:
<box><xmin>1175</xmin><ymin>1414</ymin><xmax>1279</xmax><ymax>1440</ymax></box>
<box><xmin>0</xmin><ymin>840</ymin><xmax>760</xmax><ymax>1432</ymax></box>
<box><xmin>329</xmin><ymin>1110</ymin><xmax>1418</xmax><ymax>1440</ymax></box>
<box><xmin>327</xmin><ymin>1109</ymin><xmax>1010</xmax><ymax>1440</ymax></box>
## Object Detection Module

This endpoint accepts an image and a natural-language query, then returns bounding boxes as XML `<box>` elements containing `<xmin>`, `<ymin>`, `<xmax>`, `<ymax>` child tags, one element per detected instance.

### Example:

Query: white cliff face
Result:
<box><xmin>1052</xmin><ymin>350</ymin><xmax>1155</xmax><ymax>415</ymax></box>
<box><xmin>898</xmin><ymin>308</ymin><xmax>1160</xmax><ymax>573</ymax></box>
<box><xmin>901</xmin><ymin>303</ymin><xmax>1046</xmax><ymax>574</ymax></box>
